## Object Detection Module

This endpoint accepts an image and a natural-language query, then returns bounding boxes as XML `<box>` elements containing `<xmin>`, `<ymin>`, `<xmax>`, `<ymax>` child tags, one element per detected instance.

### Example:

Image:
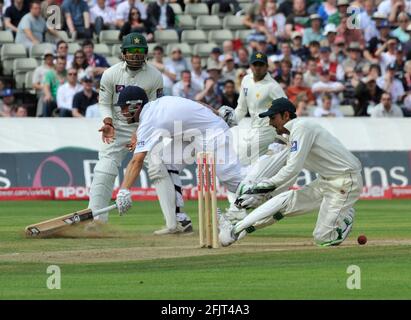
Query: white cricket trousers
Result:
<box><xmin>235</xmin><ymin>172</ymin><xmax>363</xmax><ymax>245</ymax></box>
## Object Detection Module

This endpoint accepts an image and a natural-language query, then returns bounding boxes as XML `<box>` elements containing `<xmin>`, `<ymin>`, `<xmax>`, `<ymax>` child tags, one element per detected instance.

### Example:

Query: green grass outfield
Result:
<box><xmin>0</xmin><ymin>200</ymin><xmax>410</xmax><ymax>300</ymax></box>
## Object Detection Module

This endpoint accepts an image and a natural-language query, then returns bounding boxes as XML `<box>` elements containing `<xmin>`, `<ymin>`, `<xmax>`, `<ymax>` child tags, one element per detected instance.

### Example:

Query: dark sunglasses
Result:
<box><xmin>124</xmin><ymin>47</ymin><xmax>146</xmax><ymax>54</ymax></box>
<box><xmin>68</xmin><ymin>73</ymin><xmax>77</xmax><ymax>76</ymax></box>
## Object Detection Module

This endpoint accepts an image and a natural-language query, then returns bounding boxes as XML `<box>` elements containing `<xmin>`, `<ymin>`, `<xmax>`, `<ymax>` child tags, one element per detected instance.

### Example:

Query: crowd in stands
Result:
<box><xmin>1</xmin><ymin>0</ymin><xmax>411</xmax><ymax>118</ymax></box>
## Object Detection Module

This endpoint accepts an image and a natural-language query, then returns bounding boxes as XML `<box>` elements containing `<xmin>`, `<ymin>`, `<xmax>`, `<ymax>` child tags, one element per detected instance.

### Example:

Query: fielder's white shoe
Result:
<box><xmin>319</xmin><ymin>208</ymin><xmax>355</xmax><ymax>247</ymax></box>
<box><xmin>153</xmin><ymin>219</ymin><xmax>193</xmax><ymax>235</ymax></box>
<box><xmin>218</xmin><ymin>214</ymin><xmax>237</xmax><ymax>247</ymax></box>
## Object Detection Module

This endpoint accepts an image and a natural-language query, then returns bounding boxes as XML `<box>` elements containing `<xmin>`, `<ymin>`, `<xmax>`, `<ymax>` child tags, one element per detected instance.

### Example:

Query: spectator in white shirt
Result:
<box><xmin>313</xmin><ymin>93</ymin><xmax>344</xmax><ymax>117</ymax></box>
<box><xmin>312</xmin><ymin>68</ymin><xmax>345</xmax><ymax>107</ymax></box>
<box><xmin>90</xmin><ymin>0</ymin><xmax>116</xmax><ymax>36</ymax></box>
<box><xmin>190</xmin><ymin>55</ymin><xmax>207</xmax><ymax>89</ymax></box>
<box><xmin>269</xmin><ymin>42</ymin><xmax>302</xmax><ymax>71</ymax></box>
<box><xmin>150</xmin><ymin>45</ymin><xmax>176</xmax><ymax>95</ymax></box>
<box><xmin>370</xmin><ymin>92</ymin><xmax>404</xmax><ymax>117</ymax></box>
<box><xmin>172</xmin><ymin>69</ymin><xmax>202</xmax><ymax>100</ymax></box>
<box><xmin>376</xmin><ymin>62</ymin><xmax>405</xmax><ymax>103</ymax></box>
<box><xmin>56</xmin><ymin>67</ymin><xmax>83</xmax><ymax>117</ymax></box>
<box><xmin>116</xmin><ymin>0</ymin><xmax>146</xmax><ymax>28</ymax></box>
<box><xmin>378</xmin><ymin>0</ymin><xmax>411</xmax><ymax>23</ymax></box>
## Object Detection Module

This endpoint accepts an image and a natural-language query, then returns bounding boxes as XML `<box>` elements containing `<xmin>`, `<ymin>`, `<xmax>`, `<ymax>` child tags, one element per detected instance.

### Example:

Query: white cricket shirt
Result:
<box><xmin>270</xmin><ymin>118</ymin><xmax>362</xmax><ymax>187</ymax></box>
<box><xmin>135</xmin><ymin>96</ymin><xmax>228</xmax><ymax>153</ymax></box>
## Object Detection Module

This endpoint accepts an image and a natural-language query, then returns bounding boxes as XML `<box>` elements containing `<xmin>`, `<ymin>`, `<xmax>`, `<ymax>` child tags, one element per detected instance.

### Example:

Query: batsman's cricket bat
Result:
<box><xmin>25</xmin><ymin>204</ymin><xmax>117</xmax><ymax>237</ymax></box>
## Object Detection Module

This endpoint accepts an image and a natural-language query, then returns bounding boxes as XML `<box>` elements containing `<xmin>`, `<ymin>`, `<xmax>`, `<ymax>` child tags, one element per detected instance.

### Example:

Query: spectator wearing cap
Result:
<box><xmin>42</xmin><ymin>55</ymin><xmax>68</xmax><ymax>117</ymax></box>
<box><xmin>392</xmin><ymin>12</ymin><xmax>410</xmax><ymax>43</ymax></box>
<box><xmin>4</xmin><ymin>0</ymin><xmax>29</xmax><ymax>38</ymax></box>
<box><xmin>150</xmin><ymin>45</ymin><xmax>176</xmax><ymax>95</ymax></box>
<box><xmin>358</xmin><ymin>0</ymin><xmax>379</xmax><ymax>43</ymax></box>
<box><xmin>318</xmin><ymin>46</ymin><xmax>341</xmax><ymax>81</ymax></box>
<box><xmin>312</xmin><ymin>67</ymin><xmax>345</xmax><ymax>107</ymax></box>
<box><xmin>269</xmin><ymin>42</ymin><xmax>303</xmax><ymax>72</ymax></box>
<box><xmin>0</xmin><ymin>89</ymin><xmax>16</xmax><ymax>117</ymax></box>
<box><xmin>61</xmin><ymin>0</ymin><xmax>92</xmax><ymax>39</ymax></box>
<box><xmin>90</xmin><ymin>0</ymin><xmax>116</xmax><ymax>36</ymax></box>
<box><xmin>304</xmin><ymin>56</ymin><xmax>321</xmax><ymax>87</ymax></box>
<box><xmin>116</xmin><ymin>0</ymin><xmax>147</xmax><ymax>28</ymax></box>
<box><xmin>393</xmin><ymin>44</ymin><xmax>406</xmax><ymax>79</ymax></box>
<box><xmin>235</xmin><ymin>51</ymin><xmax>287</xmax><ymax>162</ymax></box>
<box><xmin>263</xmin><ymin>1</ymin><xmax>286</xmax><ymax>39</ymax></box>
<box><xmin>146</xmin><ymin>0</ymin><xmax>175</xmax><ymax>34</ymax></box>
<box><xmin>328</xmin><ymin>0</ymin><xmax>350</xmax><ymax>26</ymax></box>
<box><xmin>375</xmin><ymin>37</ymin><xmax>399</xmax><ymax>73</ymax></box>
<box><xmin>291</xmin><ymin>31</ymin><xmax>309</xmax><ymax>62</ymax></box>
<box><xmin>376</xmin><ymin>62</ymin><xmax>405</xmax><ymax>103</ymax></box>
<box><xmin>32</xmin><ymin>50</ymin><xmax>55</xmax><ymax>116</ymax></box>
<box><xmin>222</xmin><ymin>54</ymin><xmax>237</xmax><ymax>82</ymax></box>
<box><xmin>15</xmin><ymin>0</ymin><xmax>61</xmax><ymax>49</ymax></box>
<box><xmin>314</xmin><ymin>93</ymin><xmax>344</xmax><ymax>117</ymax></box>
<box><xmin>284</xmin><ymin>0</ymin><xmax>309</xmax><ymax>37</ymax></box>
<box><xmin>82</xmin><ymin>39</ymin><xmax>110</xmax><ymax>79</ymax></box>
<box><xmin>165</xmin><ymin>47</ymin><xmax>189</xmax><ymax>81</ymax></box>
<box><xmin>322</xmin><ymin>23</ymin><xmax>337</xmax><ymax>47</ymax></box>
<box><xmin>317</xmin><ymin>0</ymin><xmax>337</xmax><ymax>24</ymax></box>
<box><xmin>221</xmin><ymin>79</ymin><xmax>239</xmax><ymax>109</ymax></box>
<box><xmin>237</xmin><ymin>47</ymin><xmax>250</xmax><ymax>69</ymax></box>
<box><xmin>364</xmin><ymin>18</ymin><xmax>392</xmax><ymax>64</ymax></box>
<box><xmin>207</xmin><ymin>47</ymin><xmax>222</xmax><ymax>69</ymax></box>
<box><xmin>172</xmin><ymin>69</ymin><xmax>202</xmax><ymax>100</ymax></box>
<box><xmin>354</xmin><ymin>72</ymin><xmax>384</xmax><ymax>116</ymax></box>
<box><xmin>370</xmin><ymin>92</ymin><xmax>404</xmax><ymax>117</ymax></box>
<box><xmin>286</xmin><ymin>71</ymin><xmax>315</xmax><ymax>105</ymax></box>
<box><xmin>206</xmin><ymin>60</ymin><xmax>225</xmax><ymax>95</ymax></box>
<box><xmin>190</xmin><ymin>55</ymin><xmax>208</xmax><ymax>90</ymax></box>
<box><xmin>72</xmin><ymin>75</ymin><xmax>98</xmax><ymax>117</ymax></box>
<box><xmin>303</xmin><ymin>14</ymin><xmax>324</xmax><ymax>46</ymax></box>
<box><xmin>341</xmin><ymin>42</ymin><xmax>369</xmax><ymax>78</ymax></box>
<box><xmin>56</xmin><ymin>67</ymin><xmax>83</xmax><ymax>117</ymax></box>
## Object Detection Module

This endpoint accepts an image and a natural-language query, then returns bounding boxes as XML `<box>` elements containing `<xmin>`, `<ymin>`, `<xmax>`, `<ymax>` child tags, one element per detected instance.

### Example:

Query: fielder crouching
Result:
<box><xmin>219</xmin><ymin>98</ymin><xmax>363</xmax><ymax>247</ymax></box>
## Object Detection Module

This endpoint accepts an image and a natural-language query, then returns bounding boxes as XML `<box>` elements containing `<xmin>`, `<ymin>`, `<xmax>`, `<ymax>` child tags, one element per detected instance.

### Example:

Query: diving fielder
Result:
<box><xmin>89</xmin><ymin>33</ymin><xmax>185</xmax><ymax>228</ymax></box>
<box><xmin>219</xmin><ymin>98</ymin><xmax>363</xmax><ymax>247</ymax></box>
<box><xmin>113</xmin><ymin>86</ymin><xmax>244</xmax><ymax>216</ymax></box>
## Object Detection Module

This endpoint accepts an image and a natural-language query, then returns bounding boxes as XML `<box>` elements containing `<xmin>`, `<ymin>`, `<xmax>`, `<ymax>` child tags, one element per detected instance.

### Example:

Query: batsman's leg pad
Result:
<box><xmin>88</xmin><ymin>158</ymin><xmax>119</xmax><ymax>223</ymax></box>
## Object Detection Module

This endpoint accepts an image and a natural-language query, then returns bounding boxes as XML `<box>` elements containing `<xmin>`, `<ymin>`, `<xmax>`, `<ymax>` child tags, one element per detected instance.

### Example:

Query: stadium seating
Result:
<box><xmin>208</xmin><ymin>29</ymin><xmax>234</xmax><ymax>44</ymax></box>
<box><xmin>0</xmin><ymin>30</ymin><xmax>14</xmax><ymax>45</ymax></box>
<box><xmin>340</xmin><ymin>105</ymin><xmax>355</xmax><ymax>116</ymax></box>
<box><xmin>30</xmin><ymin>43</ymin><xmax>55</xmax><ymax>63</ymax></box>
<box><xmin>169</xmin><ymin>3</ymin><xmax>182</xmax><ymax>14</ymax></box>
<box><xmin>93</xmin><ymin>43</ymin><xmax>111</xmax><ymax>56</ymax></box>
<box><xmin>1</xmin><ymin>44</ymin><xmax>27</xmax><ymax>75</ymax></box>
<box><xmin>99</xmin><ymin>30</ymin><xmax>121</xmax><ymax>45</ymax></box>
<box><xmin>13</xmin><ymin>58</ymin><xmax>38</xmax><ymax>89</ymax></box>
<box><xmin>147</xmin><ymin>43</ymin><xmax>159</xmax><ymax>58</ymax></box>
<box><xmin>24</xmin><ymin>70</ymin><xmax>34</xmax><ymax>90</ymax></box>
<box><xmin>181</xmin><ymin>30</ymin><xmax>207</xmax><ymax>44</ymax></box>
<box><xmin>166</xmin><ymin>43</ymin><xmax>192</xmax><ymax>57</ymax></box>
<box><xmin>154</xmin><ymin>29</ymin><xmax>179</xmax><ymax>45</ymax></box>
<box><xmin>211</xmin><ymin>3</ymin><xmax>234</xmax><ymax>16</ymax></box>
<box><xmin>176</xmin><ymin>15</ymin><xmax>196</xmax><ymax>30</ymax></box>
<box><xmin>68</xmin><ymin>42</ymin><xmax>81</xmax><ymax>55</ymax></box>
<box><xmin>184</xmin><ymin>3</ymin><xmax>209</xmax><ymax>17</ymax></box>
<box><xmin>112</xmin><ymin>44</ymin><xmax>122</xmax><ymax>57</ymax></box>
<box><xmin>223</xmin><ymin>15</ymin><xmax>248</xmax><ymax>30</ymax></box>
<box><xmin>235</xmin><ymin>29</ymin><xmax>253</xmax><ymax>42</ymax></box>
<box><xmin>193</xmin><ymin>43</ymin><xmax>218</xmax><ymax>58</ymax></box>
<box><xmin>196</xmin><ymin>15</ymin><xmax>222</xmax><ymax>30</ymax></box>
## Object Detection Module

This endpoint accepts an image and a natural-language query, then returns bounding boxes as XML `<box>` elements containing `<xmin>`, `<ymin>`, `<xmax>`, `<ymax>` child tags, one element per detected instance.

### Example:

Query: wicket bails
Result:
<box><xmin>197</xmin><ymin>152</ymin><xmax>219</xmax><ymax>248</ymax></box>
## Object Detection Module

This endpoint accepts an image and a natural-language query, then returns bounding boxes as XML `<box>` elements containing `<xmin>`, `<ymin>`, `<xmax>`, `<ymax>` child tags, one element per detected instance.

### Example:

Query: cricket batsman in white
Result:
<box><xmin>219</xmin><ymin>97</ymin><xmax>363</xmax><ymax>247</ymax></box>
<box><xmin>113</xmin><ymin>86</ymin><xmax>245</xmax><ymax>216</ymax></box>
<box><xmin>90</xmin><ymin>32</ymin><xmax>194</xmax><ymax>233</ymax></box>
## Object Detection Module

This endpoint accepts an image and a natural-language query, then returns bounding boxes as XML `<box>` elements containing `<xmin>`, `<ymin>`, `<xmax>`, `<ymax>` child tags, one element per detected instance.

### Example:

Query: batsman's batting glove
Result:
<box><xmin>218</xmin><ymin>105</ymin><xmax>237</xmax><ymax>127</ymax></box>
<box><xmin>116</xmin><ymin>189</ymin><xmax>132</xmax><ymax>216</ymax></box>
<box><xmin>248</xmin><ymin>179</ymin><xmax>277</xmax><ymax>195</ymax></box>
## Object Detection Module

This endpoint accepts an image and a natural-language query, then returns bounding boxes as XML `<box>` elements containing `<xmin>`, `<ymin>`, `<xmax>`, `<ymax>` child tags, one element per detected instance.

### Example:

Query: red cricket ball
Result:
<box><xmin>357</xmin><ymin>235</ymin><xmax>367</xmax><ymax>245</ymax></box>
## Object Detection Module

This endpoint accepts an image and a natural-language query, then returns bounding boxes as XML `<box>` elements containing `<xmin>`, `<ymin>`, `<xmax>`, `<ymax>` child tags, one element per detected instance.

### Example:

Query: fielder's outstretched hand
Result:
<box><xmin>116</xmin><ymin>189</ymin><xmax>132</xmax><ymax>215</ymax></box>
<box><xmin>99</xmin><ymin>123</ymin><xmax>115</xmax><ymax>144</ymax></box>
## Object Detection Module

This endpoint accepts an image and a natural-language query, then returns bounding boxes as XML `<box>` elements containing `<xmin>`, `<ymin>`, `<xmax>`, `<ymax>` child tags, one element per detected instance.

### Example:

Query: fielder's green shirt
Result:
<box><xmin>43</xmin><ymin>69</ymin><xmax>67</xmax><ymax>100</ymax></box>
